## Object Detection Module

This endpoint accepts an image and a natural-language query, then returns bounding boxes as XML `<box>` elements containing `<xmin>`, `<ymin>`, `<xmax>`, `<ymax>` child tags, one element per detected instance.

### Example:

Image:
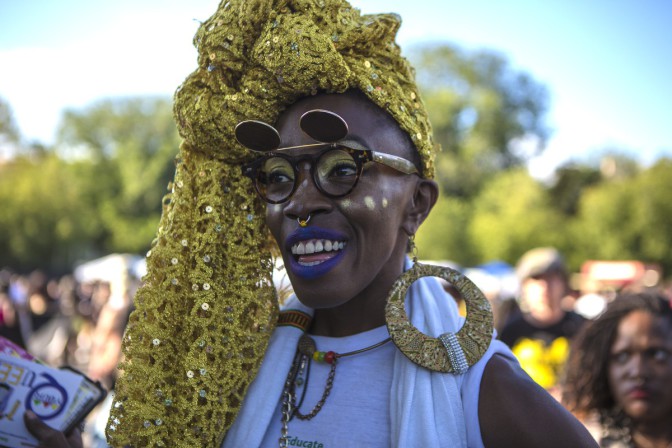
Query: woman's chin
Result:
<box><xmin>293</xmin><ymin>290</ymin><xmax>351</xmax><ymax>311</ymax></box>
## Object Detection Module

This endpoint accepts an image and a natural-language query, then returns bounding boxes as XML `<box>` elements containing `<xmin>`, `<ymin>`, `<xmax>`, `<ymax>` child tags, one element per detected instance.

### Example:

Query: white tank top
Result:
<box><xmin>260</xmin><ymin>325</ymin><xmax>395</xmax><ymax>447</ymax></box>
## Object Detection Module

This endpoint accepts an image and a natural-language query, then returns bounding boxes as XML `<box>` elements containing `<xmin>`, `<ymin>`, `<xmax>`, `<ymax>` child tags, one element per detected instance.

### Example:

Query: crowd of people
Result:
<box><xmin>2</xmin><ymin>244</ymin><xmax>670</xmax><ymax>447</ymax></box>
<box><xmin>0</xmin><ymin>266</ymin><xmax>133</xmax><ymax>392</ymax></box>
<box><xmin>496</xmin><ymin>248</ymin><xmax>672</xmax><ymax>447</ymax></box>
<box><xmin>0</xmin><ymin>263</ymin><xmax>136</xmax><ymax>447</ymax></box>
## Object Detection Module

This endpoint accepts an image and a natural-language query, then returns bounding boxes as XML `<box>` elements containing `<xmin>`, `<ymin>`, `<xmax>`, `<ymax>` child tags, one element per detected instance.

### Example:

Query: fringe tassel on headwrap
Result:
<box><xmin>107</xmin><ymin>0</ymin><xmax>437</xmax><ymax>446</ymax></box>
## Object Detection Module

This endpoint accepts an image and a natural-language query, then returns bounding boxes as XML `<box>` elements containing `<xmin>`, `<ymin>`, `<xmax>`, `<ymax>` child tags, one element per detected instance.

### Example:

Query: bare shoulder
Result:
<box><xmin>478</xmin><ymin>354</ymin><xmax>598</xmax><ymax>448</ymax></box>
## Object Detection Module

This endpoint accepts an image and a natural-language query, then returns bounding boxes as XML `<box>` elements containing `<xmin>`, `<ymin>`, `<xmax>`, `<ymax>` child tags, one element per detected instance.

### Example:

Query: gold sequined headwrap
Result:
<box><xmin>107</xmin><ymin>0</ymin><xmax>437</xmax><ymax>446</ymax></box>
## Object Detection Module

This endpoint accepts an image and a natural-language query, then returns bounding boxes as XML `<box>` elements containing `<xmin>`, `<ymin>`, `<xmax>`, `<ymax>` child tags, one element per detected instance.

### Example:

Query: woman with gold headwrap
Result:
<box><xmin>25</xmin><ymin>1</ymin><xmax>597</xmax><ymax>447</ymax></box>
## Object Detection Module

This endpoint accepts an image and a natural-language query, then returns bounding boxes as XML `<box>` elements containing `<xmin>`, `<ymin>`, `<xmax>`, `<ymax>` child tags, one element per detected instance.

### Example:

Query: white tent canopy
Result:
<box><xmin>73</xmin><ymin>254</ymin><xmax>145</xmax><ymax>284</ymax></box>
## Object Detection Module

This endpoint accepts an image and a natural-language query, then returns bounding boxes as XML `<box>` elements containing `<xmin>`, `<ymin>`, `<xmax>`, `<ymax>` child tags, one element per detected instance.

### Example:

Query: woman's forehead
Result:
<box><xmin>614</xmin><ymin>311</ymin><xmax>672</xmax><ymax>344</ymax></box>
<box><xmin>276</xmin><ymin>92</ymin><xmax>412</xmax><ymax>157</ymax></box>
<box><xmin>278</xmin><ymin>91</ymin><xmax>383</xmax><ymax>123</ymax></box>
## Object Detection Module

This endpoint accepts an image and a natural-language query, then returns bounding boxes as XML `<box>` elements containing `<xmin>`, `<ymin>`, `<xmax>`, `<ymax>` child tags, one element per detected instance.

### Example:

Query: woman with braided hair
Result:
<box><xmin>24</xmin><ymin>1</ymin><xmax>596</xmax><ymax>447</ymax></box>
<box><xmin>563</xmin><ymin>292</ymin><xmax>672</xmax><ymax>448</ymax></box>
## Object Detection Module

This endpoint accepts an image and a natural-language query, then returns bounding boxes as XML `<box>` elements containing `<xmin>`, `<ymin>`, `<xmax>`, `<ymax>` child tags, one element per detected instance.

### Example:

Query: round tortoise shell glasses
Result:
<box><xmin>236</xmin><ymin>109</ymin><xmax>419</xmax><ymax>204</ymax></box>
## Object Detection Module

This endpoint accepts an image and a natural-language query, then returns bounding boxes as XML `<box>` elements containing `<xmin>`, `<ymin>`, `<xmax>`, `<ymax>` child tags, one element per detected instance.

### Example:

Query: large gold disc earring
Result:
<box><xmin>385</xmin><ymin>262</ymin><xmax>494</xmax><ymax>373</ymax></box>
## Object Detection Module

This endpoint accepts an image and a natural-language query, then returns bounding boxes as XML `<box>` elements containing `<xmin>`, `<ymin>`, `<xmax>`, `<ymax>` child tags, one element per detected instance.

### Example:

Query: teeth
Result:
<box><xmin>291</xmin><ymin>239</ymin><xmax>346</xmax><ymax>255</ymax></box>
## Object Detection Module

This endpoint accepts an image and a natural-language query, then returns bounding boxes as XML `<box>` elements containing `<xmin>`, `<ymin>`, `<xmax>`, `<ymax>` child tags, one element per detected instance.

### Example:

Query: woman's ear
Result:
<box><xmin>402</xmin><ymin>178</ymin><xmax>439</xmax><ymax>236</ymax></box>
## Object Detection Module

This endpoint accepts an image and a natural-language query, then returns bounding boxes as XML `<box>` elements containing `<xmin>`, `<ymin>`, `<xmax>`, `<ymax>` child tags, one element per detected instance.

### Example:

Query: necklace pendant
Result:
<box><xmin>298</xmin><ymin>333</ymin><xmax>316</xmax><ymax>356</ymax></box>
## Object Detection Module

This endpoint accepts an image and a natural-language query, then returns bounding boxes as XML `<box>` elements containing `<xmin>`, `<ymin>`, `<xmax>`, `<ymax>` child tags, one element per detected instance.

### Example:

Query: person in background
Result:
<box><xmin>563</xmin><ymin>292</ymin><xmax>672</xmax><ymax>447</ymax></box>
<box><xmin>0</xmin><ymin>282</ymin><xmax>24</xmax><ymax>347</ymax></box>
<box><xmin>500</xmin><ymin>247</ymin><xmax>586</xmax><ymax>393</ymax></box>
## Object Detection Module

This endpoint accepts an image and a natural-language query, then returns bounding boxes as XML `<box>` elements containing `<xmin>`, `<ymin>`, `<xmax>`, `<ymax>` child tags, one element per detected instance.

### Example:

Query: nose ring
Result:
<box><xmin>297</xmin><ymin>214</ymin><xmax>312</xmax><ymax>227</ymax></box>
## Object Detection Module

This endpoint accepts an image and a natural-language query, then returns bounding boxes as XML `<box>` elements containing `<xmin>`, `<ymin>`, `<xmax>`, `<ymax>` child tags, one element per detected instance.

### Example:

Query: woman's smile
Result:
<box><xmin>285</xmin><ymin>226</ymin><xmax>349</xmax><ymax>279</ymax></box>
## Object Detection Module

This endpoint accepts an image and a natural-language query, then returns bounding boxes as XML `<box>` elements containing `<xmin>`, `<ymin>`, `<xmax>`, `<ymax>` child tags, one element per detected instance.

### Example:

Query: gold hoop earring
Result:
<box><xmin>385</xmin><ymin>262</ymin><xmax>493</xmax><ymax>373</ymax></box>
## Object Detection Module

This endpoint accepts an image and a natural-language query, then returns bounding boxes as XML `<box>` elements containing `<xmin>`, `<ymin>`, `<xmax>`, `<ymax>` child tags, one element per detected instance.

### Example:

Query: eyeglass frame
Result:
<box><xmin>241</xmin><ymin>143</ymin><xmax>419</xmax><ymax>204</ymax></box>
<box><xmin>237</xmin><ymin>109</ymin><xmax>420</xmax><ymax>204</ymax></box>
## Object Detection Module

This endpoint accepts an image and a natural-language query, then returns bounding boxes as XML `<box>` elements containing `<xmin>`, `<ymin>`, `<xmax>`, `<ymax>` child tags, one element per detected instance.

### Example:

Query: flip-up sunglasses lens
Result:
<box><xmin>299</xmin><ymin>109</ymin><xmax>349</xmax><ymax>143</ymax></box>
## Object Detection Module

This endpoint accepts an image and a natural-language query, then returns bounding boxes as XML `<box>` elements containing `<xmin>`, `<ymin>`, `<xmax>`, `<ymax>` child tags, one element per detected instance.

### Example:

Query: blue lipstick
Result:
<box><xmin>285</xmin><ymin>226</ymin><xmax>348</xmax><ymax>279</ymax></box>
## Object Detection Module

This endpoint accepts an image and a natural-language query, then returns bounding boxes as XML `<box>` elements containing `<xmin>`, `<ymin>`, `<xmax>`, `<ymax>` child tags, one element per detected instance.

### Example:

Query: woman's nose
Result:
<box><xmin>628</xmin><ymin>353</ymin><xmax>651</xmax><ymax>380</ymax></box>
<box><xmin>283</xmin><ymin>162</ymin><xmax>332</xmax><ymax>220</ymax></box>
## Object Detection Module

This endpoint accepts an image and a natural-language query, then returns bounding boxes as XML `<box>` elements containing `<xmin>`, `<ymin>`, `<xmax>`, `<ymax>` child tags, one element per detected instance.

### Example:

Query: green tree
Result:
<box><xmin>411</xmin><ymin>43</ymin><xmax>549</xmax><ymax>198</ymax></box>
<box><xmin>418</xmin><ymin>169</ymin><xmax>567</xmax><ymax>268</ymax></box>
<box><xmin>549</xmin><ymin>163</ymin><xmax>602</xmax><ymax>216</ymax></box>
<box><xmin>0</xmin><ymin>154</ymin><xmax>100</xmax><ymax>272</ymax></box>
<box><xmin>0</xmin><ymin>97</ymin><xmax>20</xmax><ymax>143</ymax></box>
<box><xmin>57</xmin><ymin>97</ymin><xmax>179</xmax><ymax>253</ymax></box>
<box><xmin>0</xmin><ymin>96</ymin><xmax>179</xmax><ymax>273</ymax></box>
<box><xmin>468</xmin><ymin>168</ymin><xmax>565</xmax><ymax>264</ymax></box>
<box><xmin>571</xmin><ymin>158</ymin><xmax>672</xmax><ymax>274</ymax></box>
<box><xmin>417</xmin><ymin>195</ymin><xmax>478</xmax><ymax>265</ymax></box>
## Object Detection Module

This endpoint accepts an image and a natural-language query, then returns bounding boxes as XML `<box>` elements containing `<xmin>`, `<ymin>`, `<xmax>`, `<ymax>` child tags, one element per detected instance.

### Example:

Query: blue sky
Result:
<box><xmin>1</xmin><ymin>0</ymin><xmax>671</xmax><ymax>179</ymax></box>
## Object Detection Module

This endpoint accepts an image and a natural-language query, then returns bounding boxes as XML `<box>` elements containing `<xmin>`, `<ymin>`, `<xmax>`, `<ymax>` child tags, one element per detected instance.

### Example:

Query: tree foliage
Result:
<box><xmin>0</xmin><ymin>49</ymin><xmax>670</xmax><ymax>282</ymax></box>
<box><xmin>468</xmin><ymin>169</ymin><xmax>566</xmax><ymax>263</ymax></box>
<box><xmin>0</xmin><ymin>97</ymin><xmax>178</xmax><ymax>273</ymax></box>
<box><xmin>549</xmin><ymin>164</ymin><xmax>602</xmax><ymax>216</ymax></box>
<box><xmin>416</xmin><ymin>196</ymin><xmax>477</xmax><ymax>266</ymax></box>
<box><xmin>0</xmin><ymin>154</ymin><xmax>99</xmax><ymax>272</ymax></box>
<box><xmin>0</xmin><ymin>97</ymin><xmax>20</xmax><ymax>144</ymax></box>
<box><xmin>57</xmin><ymin>97</ymin><xmax>180</xmax><ymax>254</ymax></box>
<box><xmin>411</xmin><ymin>43</ymin><xmax>549</xmax><ymax>198</ymax></box>
<box><xmin>569</xmin><ymin>159</ymin><xmax>672</xmax><ymax>274</ymax></box>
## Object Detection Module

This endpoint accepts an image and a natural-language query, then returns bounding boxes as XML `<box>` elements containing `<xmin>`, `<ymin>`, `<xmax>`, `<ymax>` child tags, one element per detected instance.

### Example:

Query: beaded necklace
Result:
<box><xmin>279</xmin><ymin>332</ymin><xmax>392</xmax><ymax>447</ymax></box>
